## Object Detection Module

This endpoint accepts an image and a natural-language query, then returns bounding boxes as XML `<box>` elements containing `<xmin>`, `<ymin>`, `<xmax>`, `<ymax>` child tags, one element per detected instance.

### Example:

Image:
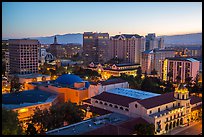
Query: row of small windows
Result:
<box><xmin>149</xmin><ymin>103</ymin><xmax>175</xmax><ymax>114</ymax></box>
<box><xmin>95</xmin><ymin>100</ymin><xmax>129</xmax><ymax>111</ymax></box>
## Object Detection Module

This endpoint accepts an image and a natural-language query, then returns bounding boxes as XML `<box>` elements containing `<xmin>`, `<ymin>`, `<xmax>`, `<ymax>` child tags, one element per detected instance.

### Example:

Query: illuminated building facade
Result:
<box><xmin>8</xmin><ymin>39</ymin><xmax>40</xmax><ymax>75</ymax></box>
<box><xmin>83</xmin><ymin>32</ymin><xmax>110</xmax><ymax>65</ymax></box>
<box><xmin>26</xmin><ymin>74</ymin><xmax>90</xmax><ymax>105</ymax></box>
<box><xmin>109</xmin><ymin>34</ymin><xmax>145</xmax><ymax>64</ymax></box>
<box><xmin>161</xmin><ymin>57</ymin><xmax>200</xmax><ymax>83</ymax></box>
<box><xmin>86</xmin><ymin>84</ymin><xmax>202</xmax><ymax>135</ymax></box>
<box><xmin>87</xmin><ymin>62</ymin><xmax>140</xmax><ymax>79</ymax></box>
<box><xmin>2</xmin><ymin>89</ymin><xmax>61</xmax><ymax>122</ymax></box>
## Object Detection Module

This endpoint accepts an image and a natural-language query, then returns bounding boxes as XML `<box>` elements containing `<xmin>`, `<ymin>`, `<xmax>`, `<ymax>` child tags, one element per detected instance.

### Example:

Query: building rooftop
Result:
<box><xmin>137</xmin><ymin>92</ymin><xmax>175</xmax><ymax>109</ymax></box>
<box><xmin>46</xmin><ymin>113</ymin><xmax>130</xmax><ymax>135</ymax></box>
<box><xmin>190</xmin><ymin>95</ymin><xmax>202</xmax><ymax>105</ymax></box>
<box><xmin>92</xmin><ymin>92</ymin><xmax>138</xmax><ymax>107</ymax></box>
<box><xmin>81</xmin><ymin>104</ymin><xmax>112</xmax><ymax>115</ymax></box>
<box><xmin>114</xmin><ymin>63</ymin><xmax>140</xmax><ymax>67</ymax></box>
<box><xmin>165</xmin><ymin>57</ymin><xmax>199</xmax><ymax>62</ymax></box>
<box><xmin>2</xmin><ymin>89</ymin><xmax>58</xmax><ymax>109</ymax></box>
<box><xmin>90</xmin><ymin>78</ymin><xmax>127</xmax><ymax>86</ymax></box>
<box><xmin>16</xmin><ymin>73</ymin><xmax>50</xmax><ymax>79</ymax></box>
<box><xmin>106</xmin><ymin>88</ymin><xmax>160</xmax><ymax>100</ymax></box>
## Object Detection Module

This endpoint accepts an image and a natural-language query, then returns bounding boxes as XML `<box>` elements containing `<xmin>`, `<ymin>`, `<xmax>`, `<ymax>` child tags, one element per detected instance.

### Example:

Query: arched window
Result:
<box><xmin>104</xmin><ymin>103</ymin><xmax>107</xmax><ymax>106</ymax></box>
<box><xmin>135</xmin><ymin>104</ymin><xmax>137</xmax><ymax>108</ymax></box>
<box><xmin>120</xmin><ymin>107</ymin><xmax>124</xmax><ymax>110</ymax></box>
<box><xmin>109</xmin><ymin>104</ymin><xmax>113</xmax><ymax>107</ymax></box>
<box><xmin>114</xmin><ymin>105</ymin><xmax>118</xmax><ymax>109</ymax></box>
<box><xmin>158</xmin><ymin>108</ymin><xmax>160</xmax><ymax>112</ymax></box>
<box><xmin>100</xmin><ymin>101</ymin><xmax>103</xmax><ymax>104</ymax></box>
<box><xmin>177</xmin><ymin>94</ymin><xmax>179</xmax><ymax>99</ymax></box>
<box><xmin>182</xmin><ymin>95</ymin><xmax>184</xmax><ymax>100</ymax></box>
<box><xmin>125</xmin><ymin>108</ymin><xmax>129</xmax><ymax>111</ymax></box>
<box><xmin>95</xmin><ymin>100</ymin><xmax>98</xmax><ymax>103</ymax></box>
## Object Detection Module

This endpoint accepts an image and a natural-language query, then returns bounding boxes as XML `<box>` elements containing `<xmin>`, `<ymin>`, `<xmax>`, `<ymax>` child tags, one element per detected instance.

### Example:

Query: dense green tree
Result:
<box><xmin>136</xmin><ymin>66</ymin><xmax>142</xmax><ymax>80</ymax></box>
<box><xmin>2</xmin><ymin>107</ymin><xmax>22</xmax><ymax>135</ymax></box>
<box><xmin>2</xmin><ymin>61</ymin><xmax>6</xmax><ymax>76</ymax></box>
<box><xmin>10</xmin><ymin>76</ymin><xmax>21</xmax><ymax>92</ymax></box>
<box><xmin>25</xmin><ymin>123</ymin><xmax>37</xmax><ymax>135</ymax></box>
<box><xmin>167</xmin><ymin>71</ymin><xmax>173</xmax><ymax>82</ymax></box>
<box><xmin>176</xmin><ymin>75</ymin><xmax>181</xmax><ymax>83</ymax></box>
<box><xmin>134</xmin><ymin>123</ymin><xmax>155</xmax><ymax>135</ymax></box>
<box><xmin>151</xmin><ymin>68</ymin><xmax>158</xmax><ymax>75</ymax></box>
<box><xmin>31</xmin><ymin>101</ymin><xmax>85</xmax><ymax>132</ymax></box>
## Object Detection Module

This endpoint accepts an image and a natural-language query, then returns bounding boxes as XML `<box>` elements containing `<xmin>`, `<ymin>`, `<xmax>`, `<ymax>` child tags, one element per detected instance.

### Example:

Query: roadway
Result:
<box><xmin>175</xmin><ymin>121</ymin><xmax>202</xmax><ymax>135</ymax></box>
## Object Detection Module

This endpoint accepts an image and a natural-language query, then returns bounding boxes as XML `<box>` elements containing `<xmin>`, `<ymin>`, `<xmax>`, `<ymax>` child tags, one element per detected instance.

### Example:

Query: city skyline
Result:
<box><xmin>2</xmin><ymin>2</ymin><xmax>202</xmax><ymax>39</ymax></box>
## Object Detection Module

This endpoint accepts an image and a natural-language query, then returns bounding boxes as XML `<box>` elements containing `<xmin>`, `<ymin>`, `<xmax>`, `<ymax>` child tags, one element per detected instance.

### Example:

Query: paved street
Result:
<box><xmin>175</xmin><ymin>121</ymin><xmax>202</xmax><ymax>135</ymax></box>
<box><xmin>164</xmin><ymin>121</ymin><xmax>202</xmax><ymax>135</ymax></box>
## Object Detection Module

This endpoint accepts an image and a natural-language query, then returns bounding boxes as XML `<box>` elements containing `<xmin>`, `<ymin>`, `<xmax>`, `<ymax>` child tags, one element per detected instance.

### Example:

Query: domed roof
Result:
<box><xmin>55</xmin><ymin>74</ymin><xmax>90</xmax><ymax>88</ymax></box>
<box><xmin>55</xmin><ymin>74</ymin><xmax>83</xmax><ymax>86</ymax></box>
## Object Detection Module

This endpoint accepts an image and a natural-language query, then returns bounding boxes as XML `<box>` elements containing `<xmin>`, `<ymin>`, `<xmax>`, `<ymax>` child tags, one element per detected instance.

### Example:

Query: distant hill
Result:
<box><xmin>31</xmin><ymin>33</ymin><xmax>83</xmax><ymax>45</ymax></box>
<box><xmin>159</xmin><ymin>33</ymin><xmax>202</xmax><ymax>45</ymax></box>
<box><xmin>3</xmin><ymin>32</ymin><xmax>201</xmax><ymax>46</ymax></box>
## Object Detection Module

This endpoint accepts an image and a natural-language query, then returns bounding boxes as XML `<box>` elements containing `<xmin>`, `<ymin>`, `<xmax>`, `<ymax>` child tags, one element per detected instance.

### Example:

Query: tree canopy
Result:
<box><xmin>31</xmin><ymin>101</ymin><xmax>85</xmax><ymax>133</ymax></box>
<box><xmin>134</xmin><ymin>123</ymin><xmax>155</xmax><ymax>135</ymax></box>
<box><xmin>2</xmin><ymin>107</ymin><xmax>22</xmax><ymax>135</ymax></box>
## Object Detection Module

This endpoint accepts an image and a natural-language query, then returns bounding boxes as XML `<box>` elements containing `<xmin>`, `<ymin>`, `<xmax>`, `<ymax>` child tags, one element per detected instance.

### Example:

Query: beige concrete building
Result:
<box><xmin>88</xmin><ymin>78</ymin><xmax>129</xmax><ymax>98</ymax></box>
<box><xmin>87</xmin><ymin>84</ymin><xmax>202</xmax><ymax>135</ymax></box>
<box><xmin>141</xmin><ymin>49</ymin><xmax>175</xmax><ymax>77</ymax></box>
<box><xmin>109</xmin><ymin>34</ymin><xmax>145</xmax><ymax>64</ymax></box>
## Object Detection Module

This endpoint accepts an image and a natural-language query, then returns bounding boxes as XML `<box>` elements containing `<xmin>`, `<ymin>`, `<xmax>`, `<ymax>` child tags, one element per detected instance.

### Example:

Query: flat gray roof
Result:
<box><xmin>46</xmin><ymin>113</ymin><xmax>130</xmax><ymax>135</ymax></box>
<box><xmin>106</xmin><ymin>88</ymin><xmax>160</xmax><ymax>100</ymax></box>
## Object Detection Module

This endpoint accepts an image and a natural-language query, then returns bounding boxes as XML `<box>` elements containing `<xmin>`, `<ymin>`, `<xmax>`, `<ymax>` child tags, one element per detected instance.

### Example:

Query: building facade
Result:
<box><xmin>83</xmin><ymin>32</ymin><xmax>110</xmax><ymax>65</ymax></box>
<box><xmin>141</xmin><ymin>49</ymin><xmax>175</xmax><ymax>77</ymax></box>
<box><xmin>161</xmin><ymin>57</ymin><xmax>200</xmax><ymax>83</ymax></box>
<box><xmin>49</xmin><ymin>36</ymin><xmax>64</xmax><ymax>59</ymax></box>
<box><xmin>145</xmin><ymin>33</ymin><xmax>164</xmax><ymax>50</ymax></box>
<box><xmin>8</xmin><ymin>39</ymin><xmax>40</xmax><ymax>75</ymax></box>
<box><xmin>109</xmin><ymin>34</ymin><xmax>145</xmax><ymax>64</ymax></box>
<box><xmin>87</xmin><ymin>84</ymin><xmax>202</xmax><ymax>135</ymax></box>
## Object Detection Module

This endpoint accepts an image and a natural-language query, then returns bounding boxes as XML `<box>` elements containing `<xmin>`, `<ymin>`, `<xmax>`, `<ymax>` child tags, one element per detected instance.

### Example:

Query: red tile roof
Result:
<box><xmin>137</xmin><ymin>92</ymin><xmax>175</xmax><ymax>109</ymax></box>
<box><xmin>190</xmin><ymin>95</ymin><xmax>202</xmax><ymax>105</ymax></box>
<box><xmin>90</xmin><ymin>78</ymin><xmax>127</xmax><ymax>86</ymax></box>
<box><xmin>191</xmin><ymin>104</ymin><xmax>202</xmax><ymax>111</ymax></box>
<box><xmin>92</xmin><ymin>92</ymin><xmax>138</xmax><ymax>107</ymax></box>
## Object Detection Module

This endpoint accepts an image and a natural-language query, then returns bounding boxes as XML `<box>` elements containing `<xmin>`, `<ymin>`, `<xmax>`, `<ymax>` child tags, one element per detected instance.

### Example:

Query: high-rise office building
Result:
<box><xmin>8</xmin><ymin>39</ymin><xmax>40</xmax><ymax>75</ymax></box>
<box><xmin>83</xmin><ymin>32</ymin><xmax>109</xmax><ymax>65</ymax></box>
<box><xmin>109</xmin><ymin>34</ymin><xmax>145</xmax><ymax>64</ymax></box>
<box><xmin>145</xmin><ymin>33</ymin><xmax>164</xmax><ymax>50</ymax></box>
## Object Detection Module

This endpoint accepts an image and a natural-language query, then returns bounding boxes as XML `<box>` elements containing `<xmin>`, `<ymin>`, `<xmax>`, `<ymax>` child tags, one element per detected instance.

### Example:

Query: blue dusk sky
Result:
<box><xmin>2</xmin><ymin>2</ymin><xmax>202</xmax><ymax>39</ymax></box>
